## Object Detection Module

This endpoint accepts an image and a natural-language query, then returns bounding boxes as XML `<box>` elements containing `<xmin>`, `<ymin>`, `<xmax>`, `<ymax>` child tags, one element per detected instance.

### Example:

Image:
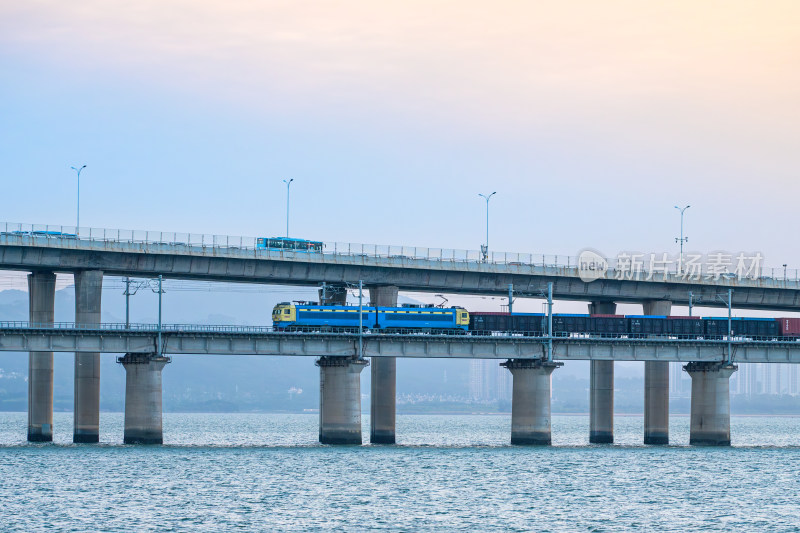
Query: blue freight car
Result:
<box><xmin>273</xmin><ymin>303</ymin><xmax>469</xmax><ymax>331</ymax></box>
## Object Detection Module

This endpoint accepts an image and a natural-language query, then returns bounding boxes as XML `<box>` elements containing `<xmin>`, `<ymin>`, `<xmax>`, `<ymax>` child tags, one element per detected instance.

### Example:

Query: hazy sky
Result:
<box><xmin>2</xmin><ymin>1</ymin><xmax>799</xmax><ymax>268</ymax></box>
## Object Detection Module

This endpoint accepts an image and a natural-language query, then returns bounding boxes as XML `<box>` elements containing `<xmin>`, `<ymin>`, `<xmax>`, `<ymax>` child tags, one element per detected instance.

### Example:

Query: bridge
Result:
<box><xmin>3</xmin><ymin>222</ymin><xmax>800</xmax><ymax>447</ymax></box>
<box><xmin>3</xmin><ymin>321</ymin><xmax>800</xmax><ymax>446</ymax></box>
<box><xmin>2</xmin><ymin>222</ymin><xmax>800</xmax><ymax>308</ymax></box>
<box><xmin>2</xmin><ymin>322</ymin><xmax>799</xmax><ymax>362</ymax></box>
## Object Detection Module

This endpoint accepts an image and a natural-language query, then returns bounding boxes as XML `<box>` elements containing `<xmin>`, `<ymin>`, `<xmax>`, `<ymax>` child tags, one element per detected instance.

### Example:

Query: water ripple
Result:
<box><xmin>1</xmin><ymin>413</ymin><xmax>800</xmax><ymax>531</ymax></box>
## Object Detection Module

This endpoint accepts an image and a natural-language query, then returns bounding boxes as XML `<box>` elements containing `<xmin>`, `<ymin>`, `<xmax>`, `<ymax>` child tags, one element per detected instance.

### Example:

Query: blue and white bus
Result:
<box><xmin>257</xmin><ymin>237</ymin><xmax>323</xmax><ymax>252</ymax></box>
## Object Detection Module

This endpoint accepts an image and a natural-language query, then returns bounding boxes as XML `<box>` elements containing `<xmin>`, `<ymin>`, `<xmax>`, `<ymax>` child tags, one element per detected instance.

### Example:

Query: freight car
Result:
<box><xmin>469</xmin><ymin>312</ymin><xmax>545</xmax><ymax>335</ymax></box>
<box><xmin>778</xmin><ymin>318</ymin><xmax>800</xmax><ymax>337</ymax></box>
<box><xmin>704</xmin><ymin>317</ymin><xmax>778</xmax><ymax>338</ymax></box>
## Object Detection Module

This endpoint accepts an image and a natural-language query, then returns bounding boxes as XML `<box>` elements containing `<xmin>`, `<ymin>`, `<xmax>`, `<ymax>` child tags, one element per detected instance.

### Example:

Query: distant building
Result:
<box><xmin>728</xmin><ymin>363</ymin><xmax>800</xmax><ymax>397</ymax></box>
<box><xmin>669</xmin><ymin>362</ymin><xmax>690</xmax><ymax>398</ymax></box>
<box><xmin>469</xmin><ymin>360</ymin><xmax>511</xmax><ymax>402</ymax></box>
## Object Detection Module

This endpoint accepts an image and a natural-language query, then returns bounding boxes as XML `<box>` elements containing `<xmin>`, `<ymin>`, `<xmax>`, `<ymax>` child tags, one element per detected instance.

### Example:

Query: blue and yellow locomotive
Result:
<box><xmin>272</xmin><ymin>302</ymin><xmax>469</xmax><ymax>332</ymax></box>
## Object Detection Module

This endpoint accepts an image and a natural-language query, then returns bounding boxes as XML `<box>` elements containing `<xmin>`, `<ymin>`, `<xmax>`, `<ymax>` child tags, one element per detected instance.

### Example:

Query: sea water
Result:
<box><xmin>1</xmin><ymin>413</ymin><xmax>799</xmax><ymax>531</ymax></box>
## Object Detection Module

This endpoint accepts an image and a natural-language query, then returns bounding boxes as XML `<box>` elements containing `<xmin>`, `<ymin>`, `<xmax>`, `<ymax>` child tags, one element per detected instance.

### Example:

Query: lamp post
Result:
<box><xmin>283</xmin><ymin>178</ymin><xmax>294</xmax><ymax>238</ymax></box>
<box><xmin>674</xmin><ymin>205</ymin><xmax>690</xmax><ymax>274</ymax></box>
<box><xmin>70</xmin><ymin>165</ymin><xmax>86</xmax><ymax>234</ymax></box>
<box><xmin>478</xmin><ymin>191</ymin><xmax>496</xmax><ymax>261</ymax></box>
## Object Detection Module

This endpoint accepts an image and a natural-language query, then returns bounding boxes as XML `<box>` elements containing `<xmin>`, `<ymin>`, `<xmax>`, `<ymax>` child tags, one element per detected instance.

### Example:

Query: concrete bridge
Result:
<box><xmin>2</xmin><ymin>322</ymin><xmax>799</xmax><ymax>362</ymax></box>
<box><xmin>4</xmin><ymin>223</ymin><xmax>800</xmax><ymax>448</ymax></box>
<box><xmin>4</xmin><ymin>320</ymin><xmax>799</xmax><ymax>447</ymax></box>
<box><xmin>2</xmin><ymin>224</ymin><xmax>800</xmax><ymax>309</ymax></box>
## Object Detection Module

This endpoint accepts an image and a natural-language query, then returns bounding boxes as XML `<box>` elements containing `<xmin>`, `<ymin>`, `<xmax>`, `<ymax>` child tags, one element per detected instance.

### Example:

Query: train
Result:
<box><xmin>272</xmin><ymin>302</ymin><xmax>469</xmax><ymax>331</ymax></box>
<box><xmin>273</xmin><ymin>302</ymin><xmax>800</xmax><ymax>339</ymax></box>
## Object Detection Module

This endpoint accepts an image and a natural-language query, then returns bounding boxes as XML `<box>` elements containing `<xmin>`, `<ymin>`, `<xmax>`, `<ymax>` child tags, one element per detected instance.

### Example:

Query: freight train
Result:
<box><xmin>272</xmin><ymin>302</ymin><xmax>800</xmax><ymax>339</ymax></box>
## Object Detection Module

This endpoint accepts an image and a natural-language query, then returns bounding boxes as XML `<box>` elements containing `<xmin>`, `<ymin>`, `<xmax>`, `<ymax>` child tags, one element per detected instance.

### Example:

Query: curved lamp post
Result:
<box><xmin>479</xmin><ymin>191</ymin><xmax>496</xmax><ymax>261</ymax></box>
<box><xmin>283</xmin><ymin>178</ymin><xmax>294</xmax><ymax>238</ymax></box>
<box><xmin>70</xmin><ymin>165</ymin><xmax>86</xmax><ymax>234</ymax></box>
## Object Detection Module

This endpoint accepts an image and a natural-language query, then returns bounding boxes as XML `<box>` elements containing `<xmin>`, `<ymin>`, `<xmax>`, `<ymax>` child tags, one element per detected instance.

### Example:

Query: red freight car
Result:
<box><xmin>777</xmin><ymin>318</ymin><xmax>800</xmax><ymax>337</ymax></box>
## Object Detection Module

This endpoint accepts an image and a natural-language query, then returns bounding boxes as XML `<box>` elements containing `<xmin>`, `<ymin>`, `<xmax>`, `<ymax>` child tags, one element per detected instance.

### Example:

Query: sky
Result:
<box><xmin>1</xmin><ymin>1</ymin><xmax>799</xmax><ymax>294</ymax></box>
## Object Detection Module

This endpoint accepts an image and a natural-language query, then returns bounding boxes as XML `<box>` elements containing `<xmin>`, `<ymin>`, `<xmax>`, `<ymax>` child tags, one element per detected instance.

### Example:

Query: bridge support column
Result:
<box><xmin>317</xmin><ymin>357</ymin><xmax>369</xmax><ymax>444</ymax></box>
<box><xmin>369</xmin><ymin>285</ymin><xmax>398</xmax><ymax>444</ymax></box>
<box><xmin>118</xmin><ymin>353</ymin><xmax>170</xmax><ymax>444</ymax></box>
<box><xmin>685</xmin><ymin>362</ymin><xmax>737</xmax><ymax>446</ymax></box>
<box><xmin>27</xmin><ymin>271</ymin><xmax>56</xmax><ymax>442</ymax></box>
<box><xmin>589</xmin><ymin>301</ymin><xmax>615</xmax><ymax>443</ymax></box>
<box><xmin>319</xmin><ymin>283</ymin><xmax>348</xmax><ymax>306</ymax></box>
<box><xmin>74</xmin><ymin>270</ymin><xmax>103</xmax><ymax>443</ymax></box>
<box><xmin>643</xmin><ymin>300</ymin><xmax>672</xmax><ymax>445</ymax></box>
<box><xmin>502</xmin><ymin>359</ymin><xmax>562</xmax><ymax>445</ymax></box>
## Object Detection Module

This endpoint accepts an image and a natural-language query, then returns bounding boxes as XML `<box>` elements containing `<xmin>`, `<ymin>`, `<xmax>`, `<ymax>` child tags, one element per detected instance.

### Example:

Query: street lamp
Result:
<box><xmin>674</xmin><ymin>205</ymin><xmax>690</xmax><ymax>274</ymax></box>
<box><xmin>70</xmin><ymin>165</ymin><xmax>86</xmax><ymax>234</ymax></box>
<box><xmin>283</xmin><ymin>178</ymin><xmax>294</xmax><ymax>238</ymax></box>
<box><xmin>478</xmin><ymin>191</ymin><xmax>496</xmax><ymax>261</ymax></box>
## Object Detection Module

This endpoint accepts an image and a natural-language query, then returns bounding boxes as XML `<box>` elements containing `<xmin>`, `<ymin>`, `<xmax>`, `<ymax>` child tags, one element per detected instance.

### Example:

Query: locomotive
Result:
<box><xmin>272</xmin><ymin>302</ymin><xmax>469</xmax><ymax>331</ymax></box>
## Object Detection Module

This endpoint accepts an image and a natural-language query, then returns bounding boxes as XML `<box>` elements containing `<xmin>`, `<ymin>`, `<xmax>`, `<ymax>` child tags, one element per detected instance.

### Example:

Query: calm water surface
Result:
<box><xmin>1</xmin><ymin>413</ymin><xmax>799</xmax><ymax>531</ymax></box>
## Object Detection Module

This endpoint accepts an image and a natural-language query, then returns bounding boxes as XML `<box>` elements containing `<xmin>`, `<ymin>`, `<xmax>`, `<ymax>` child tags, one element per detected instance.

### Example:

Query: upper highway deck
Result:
<box><xmin>2</xmin><ymin>222</ymin><xmax>799</xmax><ymax>310</ymax></box>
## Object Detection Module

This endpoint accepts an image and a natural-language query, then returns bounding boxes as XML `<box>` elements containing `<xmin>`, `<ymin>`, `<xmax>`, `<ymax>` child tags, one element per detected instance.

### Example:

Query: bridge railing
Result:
<box><xmin>0</xmin><ymin>321</ymin><xmax>275</xmax><ymax>333</ymax></box>
<box><xmin>2</xmin><ymin>222</ymin><xmax>799</xmax><ymax>284</ymax></box>
<box><xmin>2</xmin><ymin>321</ymin><xmax>800</xmax><ymax>344</ymax></box>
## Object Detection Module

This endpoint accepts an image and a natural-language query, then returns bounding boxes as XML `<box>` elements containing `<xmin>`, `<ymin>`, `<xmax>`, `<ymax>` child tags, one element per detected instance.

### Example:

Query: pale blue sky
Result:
<box><xmin>2</xmin><ymin>1</ymin><xmax>799</xmax><ymax>268</ymax></box>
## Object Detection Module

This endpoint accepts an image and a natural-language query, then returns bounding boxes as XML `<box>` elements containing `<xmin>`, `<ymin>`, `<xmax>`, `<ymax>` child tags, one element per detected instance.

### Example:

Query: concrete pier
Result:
<box><xmin>118</xmin><ymin>353</ymin><xmax>170</xmax><ymax>444</ymax></box>
<box><xmin>27</xmin><ymin>271</ymin><xmax>56</xmax><ymax>442</ymax></box>
<box><xmin>685</xmin><ymin>362</ymin><xmax>737</xmax><ymax>446</ymax></box>
<box><xmin>317</xmin><ymin>356</ymin><xmax>369</xmax><ymax>444</ymax></box>
<box><xmin>588</xmin><ymin>301</ymin><xmax>615</xmax><ymax>443</ymax></box>
<box><xmin>369</xmin><ymin>285</ymin><xmax>398</xmax><ymax>444</ymax></box>
<box><xmin>502</xmin><ymin>359</ymin><xmax>562</xmax><ymax>445</ymax></box>
<box><xmin>73</xmin><ymin>270</ymin><xmax>103</xmax><ymax>443</ymax></box>
<box><xmin>643</xmin><ymin>299</ymin><xmax>672</xmax><ymax>444</ymax></box>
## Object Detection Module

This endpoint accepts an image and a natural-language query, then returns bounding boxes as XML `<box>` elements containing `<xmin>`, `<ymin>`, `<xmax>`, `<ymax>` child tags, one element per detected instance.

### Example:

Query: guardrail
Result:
<box><xmin>3</xmin><ymin>321</ymin><xmax>800</xmax><ymax>344</ymax></box>
<box><xmin>3</xmin><ymin>221</ymin><xmax>798</xmax><ymax>283</ymax></box>
<box><xmin>0</xmin><ymin>321</ymin><xmax>281</xmax><ymax>333</ymax></box>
